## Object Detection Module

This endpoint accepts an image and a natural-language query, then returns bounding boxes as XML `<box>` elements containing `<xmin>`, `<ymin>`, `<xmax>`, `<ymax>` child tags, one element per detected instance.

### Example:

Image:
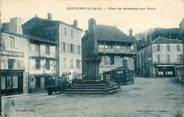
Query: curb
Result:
<box><xmin>2</xmin><ymin>91</ymin><xmax>47</xmax><ymax>99</ymax></box>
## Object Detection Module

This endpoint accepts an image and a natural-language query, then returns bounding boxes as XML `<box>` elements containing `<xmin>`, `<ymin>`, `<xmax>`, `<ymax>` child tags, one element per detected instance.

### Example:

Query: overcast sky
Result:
<box><xmin>1</xmin><ymin>0</ymin><xmax>184</xmax><ymax>35</ymax></box>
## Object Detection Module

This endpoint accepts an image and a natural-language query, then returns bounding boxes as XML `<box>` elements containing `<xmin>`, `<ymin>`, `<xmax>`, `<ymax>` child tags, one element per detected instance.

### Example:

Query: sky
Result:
<box><xmin>1</xmin><ymin>0</ymin><xmax>184</xmax><ymax>35</ymax></box>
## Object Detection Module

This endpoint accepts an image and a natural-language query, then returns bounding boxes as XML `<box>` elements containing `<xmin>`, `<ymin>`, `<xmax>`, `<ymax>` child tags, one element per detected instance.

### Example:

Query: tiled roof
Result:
<box><xmin>22</xmin><ymin>17</ymin><xmax>82</xmax><ymax>31</ymax></box>
<box><xmin>152</xmin><ymin>36</ymin><xmax>182</xmax><ymax>44</ymax></box>
<box><xmin>91</xmin><ymin>25</ymin><xmax>135</xmax><ymax>43</ymax></box>
<box><xmin>147</xmin><ymin>28</ymin><xmax>184</xmax><ymax>41</ymax></box>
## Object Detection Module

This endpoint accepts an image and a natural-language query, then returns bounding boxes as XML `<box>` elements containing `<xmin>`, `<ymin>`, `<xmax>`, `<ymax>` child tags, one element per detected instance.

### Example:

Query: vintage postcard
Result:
<box><xmin>0</xmin><ymin>0</ymin><xmax>184</xmax><ymax>117</ymax></box>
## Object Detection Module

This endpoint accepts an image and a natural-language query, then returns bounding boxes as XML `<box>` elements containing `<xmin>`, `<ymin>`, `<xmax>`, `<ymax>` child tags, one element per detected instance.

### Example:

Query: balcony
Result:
<box><xmin>97</xmin><ymin>48</ymin><xmax>136</xmax><ymax>55</ymax></box>
<box><xmin>30</xmin><ymin>51</ymin><xmax>56</xmax><ymax>60</ymax></box>
<box><xmin>0</xmin><ymin>50</ymin><xmax>24</xmax><ymax>57</ymax></box>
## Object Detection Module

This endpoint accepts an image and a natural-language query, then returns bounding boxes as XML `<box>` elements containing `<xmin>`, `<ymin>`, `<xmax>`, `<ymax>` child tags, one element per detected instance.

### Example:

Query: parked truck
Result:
<box><xmin>46</xmin><ymin>75</ymin><xmax>70</xmax><ymax>95</ymax></box>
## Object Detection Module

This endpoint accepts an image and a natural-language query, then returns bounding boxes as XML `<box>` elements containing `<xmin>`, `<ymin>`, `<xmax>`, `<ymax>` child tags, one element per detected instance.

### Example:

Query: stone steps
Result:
<box><xmin>64</xmin><ymin>80</ymin><xmax>120</xmax><ymax>94</ymax></box>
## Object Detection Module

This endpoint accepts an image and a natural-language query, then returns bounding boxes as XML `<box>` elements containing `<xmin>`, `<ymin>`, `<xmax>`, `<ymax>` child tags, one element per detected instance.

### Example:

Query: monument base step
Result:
<box><xmin>64</xmin><ymin>80</ymin><xmax>120</xmax><ymax>94</ymax></box>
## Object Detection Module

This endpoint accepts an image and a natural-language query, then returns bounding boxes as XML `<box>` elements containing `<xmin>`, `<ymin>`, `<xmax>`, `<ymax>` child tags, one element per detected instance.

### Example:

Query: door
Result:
<box><xmin>6</xmin><ymin>76</ymin><xmax>12</xmax><ymax>90</ymax></box>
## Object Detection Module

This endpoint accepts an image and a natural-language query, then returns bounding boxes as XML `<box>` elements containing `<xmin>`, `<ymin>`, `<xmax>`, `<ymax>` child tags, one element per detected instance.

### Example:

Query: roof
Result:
<box><xmin>93</xmin><ymin>25</ymin><xmax>135</xmax><ymax>43</ymax></box>
<box><xmin>29</xmin><ymin>36</ymin><xmax>57</xmax><ymax>45</ymax></box>
<box><xmin>22</xmin><ymin>17</ymin><xmax>82</xmax><ymax>31</ymax></box>
<box><xmin>137</xmin><ymin>36</ymin><xmax>182</xmax><ymax>51</ymax></box>
<box><xmin>147</xmin><ymin>28</ymin><xmax>184</xmax><ymax>41</ymax></box>
<box><xmin>152</xmin><ymin>36</ymin><xmax>182</xmax><ymax>44</ymax></box>
<box><xmin>180</xmin><ymin>18</ymin><xmax>184</xmax><ymax>25</ymax></box>
<box><xmin>2</xmin><ymin>31</ymin><xmax>29</xmax><ymax>39</ymax></box>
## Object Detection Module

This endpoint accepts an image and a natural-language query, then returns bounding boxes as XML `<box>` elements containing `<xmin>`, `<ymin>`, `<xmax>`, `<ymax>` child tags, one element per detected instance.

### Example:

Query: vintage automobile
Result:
<box><xmin>103</xmin><ymin>67</ymin><xmax>134</xmax><ymax>85</ymax></box>
<box><xmin>112</xmin><ymin>69</ymin><xmax>134</xmax><ymax>84</ymax></box>
<box><xmin>46</xmin><ymin>75</ymin><xmax>70</xmax><ymax>95</ymax></box>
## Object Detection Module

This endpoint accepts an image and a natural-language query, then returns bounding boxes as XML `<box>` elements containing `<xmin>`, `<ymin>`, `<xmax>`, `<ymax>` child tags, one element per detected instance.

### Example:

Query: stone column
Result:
<box><xmin>82</xmin><ymin>18</ymin><xmax>101</xmax><ymax>80</ymax></box>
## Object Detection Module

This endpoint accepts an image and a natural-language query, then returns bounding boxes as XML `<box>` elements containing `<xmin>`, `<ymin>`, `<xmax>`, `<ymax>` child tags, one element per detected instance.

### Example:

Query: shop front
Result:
<box><xmin>156</xmin><ymin>65</ymin><xmax>175</xmax><ymax>77</ymax></box>
<box><xmin>28</xmin><ymin>74</ymin><xmax>54</xmax><ymax>92</ymax></box>
<box><xmin>0</xmin><ymin>70</ymin><xmax>24</xmax><ymax>95</ymax></box>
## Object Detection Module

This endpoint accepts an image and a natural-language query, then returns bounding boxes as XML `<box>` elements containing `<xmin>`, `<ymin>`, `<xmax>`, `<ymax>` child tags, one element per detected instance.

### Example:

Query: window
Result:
<box><xmin>70</xmin><ymin>59</ymin><xmax>73</xmax><ymax>69</ymax></box>
<box><xmin>98</xmin><ymin>45</ymin><xmax>104</xmax><ymax>48</ymax></box>
<box><xmin>1</xmin><ymin>76</ymin><xmax>6</xmax><ymax>89</ymax></box>
<box><xmin>70</xmin><ymin>44</ymin><xmax>74</xmax><ymax>53</ymax></box>
<box><xmin>76</xmin><ymin>59</ymin><xmax>81</xmax><ymax>69</ymax></box>
<box><xmin>35</xmin><ymin>44</ymin><xmax>40</xmax><ymax>56</ymax></box>
<box><xmin>0</xmin><ymin>59</ymin><xmax>5</xmax><ymax>69</ymax></box>
<box><xmin>63</xmin><ymin>58</ymin><xmax>67</xmax><ymax>68</ymax></box>
<box><xmin>63</xmin><ymin>42</ymin><xmax>66</xmax><ymax>52</ymax></box>
<box><xmin>71</xmin><ymin>30</ymin><xmax>73</xmax><ymax>38</ymax></box>
<box><xmin>167</xmin><ymin>55</ymin><xmax>170</xmax><ymax>63</ymax></box>
<box><xmin>110</xmin><ymin>56</ymin><xmax>114</xmax><ymax>65</ymax></box>
<box><xmin>103</xmin><ymin>56</ymin><xmax>110</xmax><ymax>65</ymax></box>
<box><xmin>157</xmin><ymin>54</ymin><xmax>160</xmax><ymax>63</ymax></box>
<box><xmin>104</xmin><ymin>45</ymin><xmax>108</xmax><ymax>48</ymax></box>
<box><xmin>10</xmin><ymin>36</ymin><xmax>16</xmax><ymax>48</ymax></box>
<box><xmin>177</xmin><ymin>54</ymin><xmax>183</xmax><ymax>63</ymax></box>
<box><xmin>45</xmin><ymin>45</ymin><xmax>50</xmax><ymax>55</ymax></box>
<box><xmin>35</xmin><ymin>59</ymin><xmax>40</xmax><ymax>70</ymax></box>
<box><xmin>12</xmin><ymin>76</ymin><xmax>18</xmax><ymax>88</ymax></box>
<box><xmin>77</xmin><ymin>45</ymin><xmax>81</xmax><ymax>54</ymax></box>
<box><xmin>46</xmin><ymin>59</ymin><xmax>50</xmax><ymax>70</ymax></box>
<box><xmin>123</xmin><ymin>59</ymin><xmax>128</xmax><ymax>67</ymax></box>
<box><xmin>177</xmin><ymin>44</ymin><xmax>180</xmax><ymax>51</ymax></box>
<box><xmin>64</xmin><ymin>27</ymin><xmax>67</xmax><ymax>36</ymax></box>
<box><xmin>167</xmin><ymin>44</ymin><xmax>170</xmax><ymax>52</ymax></box>
<box><xmin>8</xmin><ymin>59</ymin><xmax>14</xmax><ymax>69</ymax></box>
<box><xmin>180</xmin><ymin>55</ymin><xmax>183</xmax><ymax>63</ymax></box>
<box><xmin>7</xmin><ymin>76</ymin><xmax>12</xmax><ymax>89</ymax></box>
<box><xmin>157</xmin><ymin>45</ymin><xmax>160</xmax><ymax>51</ymax></box>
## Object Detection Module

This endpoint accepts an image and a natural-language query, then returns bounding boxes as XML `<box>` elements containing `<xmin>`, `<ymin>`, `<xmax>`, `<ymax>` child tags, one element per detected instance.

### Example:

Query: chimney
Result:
<box><xmin>88</xmin><ymin>18</ymin><xmax>96</xmax><ymax>35</ymax></box>
<box><xmin>129</xmin><ymin>28</ymin><xmax>133</xmax><ymax>37</ymax></box>
<box><xmin>73</xmin><ymin>20</ymin><xmax>78</xmax><ymax>27</ymax></box>
<box><xmin>35</xmin><ymin>14</ymin><xmax>38</xmax><ymax>18</ymax></box>
<box><xmin>47</xmin><ymin>13</ymin><xmax>52</xmax><ymax>20</ymax></box>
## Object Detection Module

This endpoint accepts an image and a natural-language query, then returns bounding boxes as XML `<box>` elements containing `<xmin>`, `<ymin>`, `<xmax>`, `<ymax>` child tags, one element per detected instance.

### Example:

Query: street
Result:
<box><xmin>2</xmin><ymin>78</ymin><xmax>184</xmax><ymax>117</ymax></box>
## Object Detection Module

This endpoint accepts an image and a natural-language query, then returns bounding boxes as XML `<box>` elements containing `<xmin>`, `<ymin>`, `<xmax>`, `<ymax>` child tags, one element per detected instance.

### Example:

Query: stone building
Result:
<box><xmin>136</xmin><ymin>36</ymin><xmax>183</xmax><ymax>77</ymax></box>
<box><xmin>0</xmin><ymin>32</ymin><xmax>29</xmax><ymax>95</ymax></box>
<box><xmin>82</xmin><ymin>18</ymin><xmax>136</xmax><ymax>80</ymax></box>
<box><xmin>1</xmin><ymin>17</ymin><xmax>23</xmax><ymax>34</ymax></box>
<box><xmin>27</xmin><ymin>36</ymin><xmax>57</xmax><ymax>92</ymax></box>
<box><xmin>22</xmin><ymin>14</ymin><xmax>82</xmax><ymax>91</ymax></box>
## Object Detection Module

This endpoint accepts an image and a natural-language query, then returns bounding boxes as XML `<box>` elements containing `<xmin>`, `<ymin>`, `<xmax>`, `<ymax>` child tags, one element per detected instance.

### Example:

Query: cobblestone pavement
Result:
<box><xmin>2</xmin><ymin>78</ymin><xmax>184</xmax><ymax>117</ymax></box>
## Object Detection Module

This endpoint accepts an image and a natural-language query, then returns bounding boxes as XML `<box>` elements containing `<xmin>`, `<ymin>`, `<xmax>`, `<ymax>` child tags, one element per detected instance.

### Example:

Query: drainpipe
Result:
<box><xmin>27</xmin><ymin>38</ymin><xmax>30</xmax><ymax>93</ymax></box>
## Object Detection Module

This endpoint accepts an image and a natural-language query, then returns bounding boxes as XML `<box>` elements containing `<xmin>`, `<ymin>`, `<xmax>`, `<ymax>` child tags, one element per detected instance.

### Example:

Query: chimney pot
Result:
<box><xmin>129</xmin><ymin>28</ymin><xmax>133</xmax><ymax>37</ymax></box>
<box><xmin>47</xmin><ymin>13</ymin><xmax>52</xmax><ymax>20</ymax></box>
<box><xmin>73</xmin><ymin>20</ymin><xmax>78</xmax><ymax>27</ymax></box>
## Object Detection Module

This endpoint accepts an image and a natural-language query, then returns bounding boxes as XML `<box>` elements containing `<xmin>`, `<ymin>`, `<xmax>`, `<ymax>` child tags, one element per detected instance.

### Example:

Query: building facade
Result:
<box><xmin>22</xmin><ymin>14</ymin><xmax>82</xmax><ymax>91</ymax></box>
<box><xmin>0</xmin><ymin>32</ymin><xmax>29</xmax><ymax>95</ymax></box>
<box><xmin>59</xmin><ymin>21</ymin><xmax>82</xmax><ymax>80</ymax></box>
<box><xmin>28</xmin><ymin>37</ymin><xmax>57</xmax><ymax>92</ymax></box>
<box><xmin>136</xmin><ymin>36</ymin><xmax>183</xmax><ymax>77</ymax></box>
<box><xmin>82</xmin><ymin>18</ymin><xmax>136</xmax><ymax>80</ymax></box>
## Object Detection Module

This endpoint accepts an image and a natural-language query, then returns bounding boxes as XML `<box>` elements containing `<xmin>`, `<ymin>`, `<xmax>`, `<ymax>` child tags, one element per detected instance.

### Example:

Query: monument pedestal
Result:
<box><xmin>66</xmin><ymin>18</ymin><xmax>120</xmax><ymax>94</ymax></box>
